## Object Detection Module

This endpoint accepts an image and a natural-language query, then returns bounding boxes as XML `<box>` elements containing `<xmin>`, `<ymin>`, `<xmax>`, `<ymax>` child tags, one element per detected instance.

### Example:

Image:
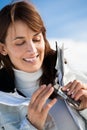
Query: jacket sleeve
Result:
<box><xmin>0</xmin><ymin>117</ymin><xmax>37</xmax><ymax>130</ymax></box>
<box><xmin>19</xmin><ymin>114</ymin><xmax>57</xmax><ymax>130</ymax></box>
<box><xmin>0</xmin><ymin>114</ymin><xmax>58</xmax><ymax>130</ymax></box>
<box><xmin>19</xmin><ymin>117</ymin><xmax>37</xmax><ymax>130</ymax></box>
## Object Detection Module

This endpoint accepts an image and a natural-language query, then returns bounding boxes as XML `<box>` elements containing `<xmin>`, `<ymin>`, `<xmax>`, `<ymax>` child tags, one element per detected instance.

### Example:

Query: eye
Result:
<box><xmin>33</xmin><ymin>39</ymin><xmax>41</xmax><ymax>42</ymax></box>
<box><xmin>33</xmin><ymin>36</ymin><xmax>41</xmax><ymax>43</ymax></box>
<box><xmin>16</xmin><ymin>41</ymin><xmax>25</xmax><ymax>46</ymax></box>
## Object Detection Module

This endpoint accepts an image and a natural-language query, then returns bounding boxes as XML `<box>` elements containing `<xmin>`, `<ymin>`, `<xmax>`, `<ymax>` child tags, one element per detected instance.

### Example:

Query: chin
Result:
<box><xmin>25</xmin><ymin>67</ymin><xmax>41</xmax><ymax>73</ymax></box>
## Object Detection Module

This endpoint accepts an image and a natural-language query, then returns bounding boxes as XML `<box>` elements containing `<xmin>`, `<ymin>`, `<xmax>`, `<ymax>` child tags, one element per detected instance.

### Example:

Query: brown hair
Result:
<box><xmin>0</xmin><ymin>1</ymin><xmax>57</xmax><ymax>95</ymax></box>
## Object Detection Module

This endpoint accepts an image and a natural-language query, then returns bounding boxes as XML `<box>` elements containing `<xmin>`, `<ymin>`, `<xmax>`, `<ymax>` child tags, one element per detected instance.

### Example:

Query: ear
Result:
<box><xmin>0</xmin><ymin>42</ymin><xmax>8</xmax><ymax>56</ymax></box>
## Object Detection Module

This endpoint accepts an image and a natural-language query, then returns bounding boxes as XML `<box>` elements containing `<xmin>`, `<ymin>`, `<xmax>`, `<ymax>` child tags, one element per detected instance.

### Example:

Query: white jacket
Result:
<box><xmin>0</xmin><ymin>63</ymin><xmax>87</xmax><ymax>130</ymax></box>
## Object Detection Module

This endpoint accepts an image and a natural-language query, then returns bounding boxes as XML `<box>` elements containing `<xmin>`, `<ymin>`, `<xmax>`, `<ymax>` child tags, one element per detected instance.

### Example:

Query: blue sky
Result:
<box><xmin>0</xmin><ymin>0</ymin><xmax>87</xmax><ymax>42</ymax></box>
<box><xmin>0</xmin><ymin>0</ymin><xmax>87</xmax><ymax>72</ymax></box>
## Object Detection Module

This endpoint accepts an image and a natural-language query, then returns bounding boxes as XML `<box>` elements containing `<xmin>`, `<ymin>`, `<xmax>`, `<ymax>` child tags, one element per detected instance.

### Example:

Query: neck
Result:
<box><xmin>13</xmin><ymin>68</ymin><xmax>43</xmax><ymax>97</ymax></box>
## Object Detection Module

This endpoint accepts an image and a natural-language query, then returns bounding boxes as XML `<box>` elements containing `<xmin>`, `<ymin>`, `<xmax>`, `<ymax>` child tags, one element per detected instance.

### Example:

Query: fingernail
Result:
<box><xmin>67</xmin><ymin>88</ymin><xmax>70</xmax><ymax>91</ymax></box>
<box><xmin>41</xmin><ymin>84</ymin><xmax>46</xmax><ymax>88</ymax></box>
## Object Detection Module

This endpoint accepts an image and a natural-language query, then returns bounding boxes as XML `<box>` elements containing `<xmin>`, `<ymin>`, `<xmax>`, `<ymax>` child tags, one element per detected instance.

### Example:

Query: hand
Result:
<box><xmin>27</xmin><ymin>84</ymin><xmax>57</xmax><ymax>130</ymax></box>
<box><xmin>62</xmin><ymin>80</ymin><xmax>87</xmax><ymax>110</ymax></box>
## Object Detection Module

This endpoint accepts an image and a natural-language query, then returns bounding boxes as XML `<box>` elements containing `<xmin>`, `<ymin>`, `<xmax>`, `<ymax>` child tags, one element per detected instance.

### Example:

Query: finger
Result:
<box><xmin>33</xmin><ymin>86</ymin><xmax>54</xmax><ymax>112</ymax></box>
<box><xmin>71</xmin><ymin>82</ymin><xmax>86</xmax><ymax>98</ymax></box>
<box><xmin>74</xmin><ymin>89</ymin><xmax>87</xmax><ymax>101</ymax></box>
<box><xmin>82</xmin><ymin>84</ymin><xmax>87</xmax><ymax>90</ymax></box>
<box><xmin>71</xmin><ymin>83</ymin><xmax>82</xmax><ymax>98</ymax></box>
<box><xmin>37</xmin><ymin>86</ymin><xmax>54</xmax><ymax>111</ymax></box>
<box><xmin>67</xmin><ymin>80</ymin><xmax>81</xmax><ymax>95</ymax></box>
<box><xmin>38</xmin><ymin>84</ymin><xmax>52</xmax><ymax>99</ymax></box>
<box><xmin>77</xmin><ymin>96</ymin><xmax>87</xmax><ymax>110</ymax></box>
<box><xmin>62</xmin><ymin>82</ymin><xmax>72</xmax><ymax>91</ymax></box>
<box><xmin>30</xmin><ymin>84</ymin><xmax>46</xmax><ymax>104</ymax></box>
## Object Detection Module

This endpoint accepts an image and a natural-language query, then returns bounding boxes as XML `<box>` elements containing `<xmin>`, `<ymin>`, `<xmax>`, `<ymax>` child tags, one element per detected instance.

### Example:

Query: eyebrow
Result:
<box><xmin>13</xmin><ymin>32</ymin><xmax>41</xmax><ymax>41</ymax></box>
<box><xmin>34</xmin><ymin>32</ymin><xmax>41</xmax><ymax>36</ymax></box>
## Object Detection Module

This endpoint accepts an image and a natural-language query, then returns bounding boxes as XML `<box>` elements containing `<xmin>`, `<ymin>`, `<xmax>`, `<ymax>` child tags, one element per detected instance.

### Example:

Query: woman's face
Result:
<box><xmin>4</xmin><ymin>21</ymin><xmax>45</xmax><ymax>72</ymax></box>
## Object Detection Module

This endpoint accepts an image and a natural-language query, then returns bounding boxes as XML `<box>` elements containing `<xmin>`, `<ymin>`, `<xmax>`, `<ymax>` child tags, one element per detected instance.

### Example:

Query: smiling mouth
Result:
<box><xmin>23</xmin><ymin>55</ymin><xmax>39</xmax><ymax>63</ymax></box>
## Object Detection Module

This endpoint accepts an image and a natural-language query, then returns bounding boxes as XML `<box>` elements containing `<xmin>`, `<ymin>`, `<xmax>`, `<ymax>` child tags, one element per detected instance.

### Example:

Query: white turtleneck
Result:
<box><xmin>13</xmin><ymin>68</ymin><xmax>42</xmax><ymax>98</ymax></box>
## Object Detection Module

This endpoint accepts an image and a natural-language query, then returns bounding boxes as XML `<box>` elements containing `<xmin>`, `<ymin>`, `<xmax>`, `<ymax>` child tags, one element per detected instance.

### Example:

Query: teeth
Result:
<box><xmin>23</xmin><ymin>57</ymin><xmax>37</xmax><ymax>62</ymax></box>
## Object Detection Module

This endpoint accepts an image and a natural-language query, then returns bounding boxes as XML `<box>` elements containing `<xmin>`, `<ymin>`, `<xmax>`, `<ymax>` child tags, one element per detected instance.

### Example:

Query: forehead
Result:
<box><xmin>6</xmin><ymin>21</ymin><xmax>39</xmax><ymax>42</ymax></box>
<box><xmin>7</xmin><ymin>21</ymin><xmax>32</xmax><ymax>36</ymax></box>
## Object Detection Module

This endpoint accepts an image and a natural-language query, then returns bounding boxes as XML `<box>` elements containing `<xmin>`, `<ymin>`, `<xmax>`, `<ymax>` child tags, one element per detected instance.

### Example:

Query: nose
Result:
<box><xmin>27</xmin><ymin>40</ymin><xmax>37</xmax><ymax>53</ymax></box>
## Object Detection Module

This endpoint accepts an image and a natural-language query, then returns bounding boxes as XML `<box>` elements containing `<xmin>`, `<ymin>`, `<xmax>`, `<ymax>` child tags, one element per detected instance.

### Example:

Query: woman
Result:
<box><xmin>0</xmin><ymin>1</ymin><xmax>87</xmax><ymax>130</ymax></box>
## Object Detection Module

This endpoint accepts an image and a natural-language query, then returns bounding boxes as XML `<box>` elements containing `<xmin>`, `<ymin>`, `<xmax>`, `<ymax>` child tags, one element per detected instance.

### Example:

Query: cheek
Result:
<box><xmin>7</xmin><ymin>45</ymin><xmax>23</xmax><ymax>57</ymax></box>
<box><xmin>7</xmin><ymin>49</ymin><xmax>21</xmax><ymax>60</ymax></box>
